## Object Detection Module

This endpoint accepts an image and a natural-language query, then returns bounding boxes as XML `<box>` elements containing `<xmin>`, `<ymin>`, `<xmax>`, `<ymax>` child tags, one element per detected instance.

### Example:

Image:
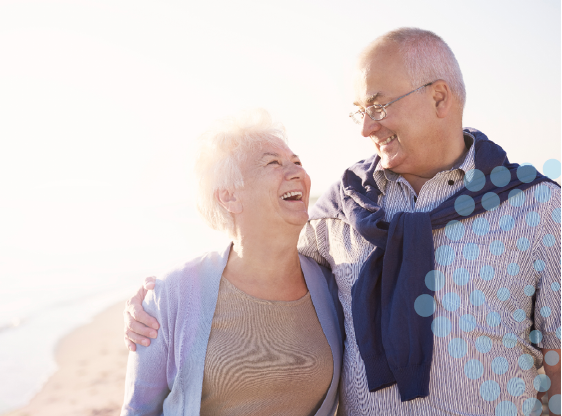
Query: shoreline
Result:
<box><xmin>5</xmin><ymin>301</ymin><xmax>129</xmax><ymax>416</ymax></box>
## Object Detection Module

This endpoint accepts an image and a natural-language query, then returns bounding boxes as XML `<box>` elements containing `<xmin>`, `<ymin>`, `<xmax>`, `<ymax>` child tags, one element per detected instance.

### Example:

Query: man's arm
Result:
<box><xmin>540</xmin><ymin>348</ymin><xmax>561</xmax><ymax>416</ymax></box>
<box><xmin>123</xmin><ymin>276</ymin><xmax>160</xmax><ymax>351</ymax></box>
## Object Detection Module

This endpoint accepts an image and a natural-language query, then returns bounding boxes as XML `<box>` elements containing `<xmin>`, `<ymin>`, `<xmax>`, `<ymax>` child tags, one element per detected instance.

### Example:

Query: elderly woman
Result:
<box><xmin>121</xmin><ymin>109</ymin><xmax>343</xmax><ymax>416</ymax></box>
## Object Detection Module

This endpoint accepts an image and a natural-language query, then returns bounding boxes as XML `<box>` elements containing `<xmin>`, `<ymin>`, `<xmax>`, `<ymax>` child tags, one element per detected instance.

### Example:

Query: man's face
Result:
<box><xmin>353</xmin><ymin>41</ymin><xmax>439</xmax><ymax>176</ymax></box>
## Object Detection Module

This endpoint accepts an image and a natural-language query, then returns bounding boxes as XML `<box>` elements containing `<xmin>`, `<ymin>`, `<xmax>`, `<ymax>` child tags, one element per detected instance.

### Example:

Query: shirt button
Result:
<box><xmin>448</xmin><ymin>180</ymin><xmax>454</xmax><ymax>186</ymax></box>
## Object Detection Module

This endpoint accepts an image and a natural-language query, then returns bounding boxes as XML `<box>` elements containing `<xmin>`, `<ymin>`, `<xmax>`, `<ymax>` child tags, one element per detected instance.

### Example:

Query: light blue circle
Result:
<box><xmin>517</xmin><ymin>237</ymin><xmax>530</xmax><ymax>251</ymax></box>
<box><xmin>558</xmin><ymin>327</ymin><xmax>561</xmax><ymax>340</ymax></box>
<box><xmin>540</xmin><ymin>306</ymin><xmax>551</xmax><ymax>318</ymax></box>
<box><xmin>503</xmin><ymin>333</ymin><xmax>517</xmax><ymax>349</ymax></box>
<box><xmin>522</xmin><ymin>398</ymin><xmax>542</xmax><ymax>416</ymax></box>
<box><xmin>455</xmin><ymin>195</ymin><xmax>475</xmax><ymax>216</ymax></box>
<box><xmin>435</xmin><ymin>245</ymin><xmax>455</xmax><ymax>266</ymax></box>
<box><xmin>508</xmin><ymin>188</ymin><xmax>525</xmax><ymax>207</ymax></box>
<box><xmin>470</xmin><ymin>290</ymin><xmax>485</xmax><ymax>306</ymax></box>
<box><xmin>463</xmin><ymin>243</ymin><xmax>480</xmax><ymax>260</ymax></box>
<box><xmin>524</xmin><ymin>285</ymin><xmax>535</xmax><ymax>296</ymax></box>
<box><xmin>497</xmin><ymin>287</ymin><xmax>510</xmax><ymax>301</ymax></box>
<box><xmin>487</xmin><ymin>311</ymin><xmax>501</xmax><ymax>327</ymax></box>
<box><xmin>480</xmin><ymin>265</ymin><xmax>495</xmax><ymax>281</ymax></box>
<box><xmin>506</xmin><ymin>377</ymin><xmax>525</xmax><ymax>397</ymax></box>
<box><xmin>442</xmin><ymin>292</ymin><xmax>461</xmax><ymax>312</ymax></box>
<box><xmin>543</xmin><ymin>234</ymin><xmax>556</xmax><ymax>247</ymax></box>
<box><xmin>534</xmin><ymin>260</ymin><xmax>545</xmax><ymax>272</ymax></box>
<box><xmin>513</xmin><ymin>309</ymin><xmax>526</xmax><ymax>322</ymax></box>
<box><xmin>482</xmin><ymin>192</ymin><xmax>500</xmax><ymax>211</ymax></box>
<box><xmin>431</xmin><ymin>316</ymin><xmax>452</xmax><ymax>337</ymax></box>
<box><xmin>492</xmin><ymin>356</ymin><xmax>509</xmax><ymax>375</ymax></box>
<box><xmin>489</xmin><ymin>240</ymin><xmax>505</xmax><ymax>256</ymax></box>
<box><xmin>414</xmin><ymin>294</ymin><xmax>436</xmax><ymax>317</ymax></box>
<box><xmin>475</xmin><ymin>336</ymin><xmax>492</xmax><ymax>353</ymax></box>
<box><xmin>495</xmin><ymin>401</ymin><xmax>517</xmax><ymax>416</ymax></box>
<box><xmin>480</xmin><ymin>380</ymin><xmax>501</xmax><ymax>401</ymax></box>
<box><xmin>549</xmin><ymin>394</ymin><xmax>561</xmax><ymax>415</ymax></box>
<box><xmin>425</xmin><ymin>270</ymin><xmax>446</xmax><ymax>291</ymax></box>
<box><xmin>448</xmin><ymin>338</ymin><xmax>468</xmax><ymax>359</ymax></box>
<box><xmin>545</xmin><ymin>350</ymin><xmax>560</xmax><ymax>366</ymax></box>
<box><xmin>533</xmin><ymin>374</ymin><xmax>551</xmax><ymax>392</ymax></box>
<box><xmin>507</xmin><ymin>263</ymin><xmax>519</xmax><ymax>276</ymax></box>
<box><xmin>526</xmin><ymin>212</ymin><xmax>540</xmax><ymax>227</ymax></box>
<box><xmin>517</xmin><ymin>164</ymin><xmax>537</xmax><ymax>183</ymax></box>
<box><xmin>499</xmin><ymin>215</ymin><xmax>515</xmax><ymax>231</ymax></box>
<box><xmin>518</xmin><ymin>354</ymin><xmax>534</xmax><ymax>371</ymax></box>
<box><xmin>472</xmin><ymin>217</ymin><xmax>490</xmax><ymax>236</ymax></box>
<box><xmin>552</xmin><ymin>282</ymin><xmax>560</xmax><ymax>292</ymax></box>
<box><xmin>445</xmin><ymin>220</ymin><xmax>465</xmax><ymax>241</ymax></box>
<box><xmin>543</xmin><ymin>159</ymin><xmax>561</xmax><ymax>179</ymax></box>
<box><xmin>491</xmin><ymin>166</ymin><xmax>511</xmax><ymax>187</ymax></box>
<box><xmin>460</xmin><ymin>314</ymin><xmax>477</xmax><ymax>333</ymax></box>
<box><xmin>553</xmin><ymin>207</ymin><xmax>561</xmax><ymax>224</ymax></box>
<box><xmin>464</xmin><ymin>359</ymin><xmax>484</xmax><ymax>379</ymax></box>
<box><xmin>464</xmin><ymin>169</ymin><xmax>486</xmax><ymax>191</ymax></box>
<box><xmin>453</xmin><ymin>268</ymin><xmax>470</xmax><ymax>285</ymax></box>
<box><xmin>529</xmin><ymin>330</ymin><xmax>543</xmax><ymax>344</ymax></box>
<box><xmin>534</xmin><ymin>185</ymin><xmax>552</xmax><ymax>203</ymax></box>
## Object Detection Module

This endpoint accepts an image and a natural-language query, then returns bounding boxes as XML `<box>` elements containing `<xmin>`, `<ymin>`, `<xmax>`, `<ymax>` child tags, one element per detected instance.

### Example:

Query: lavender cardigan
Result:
<box><xmin>121</xmin><ymin>243</ymin><xmax>344</xmax><ymax>416</ymax></box>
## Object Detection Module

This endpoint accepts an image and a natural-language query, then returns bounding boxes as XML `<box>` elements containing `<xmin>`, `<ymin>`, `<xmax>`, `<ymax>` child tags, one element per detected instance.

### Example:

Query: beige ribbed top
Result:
<box><xmin>200</xmin><ymin>277</ymin><xmax>334</xmax><ymax>416</ymax></box>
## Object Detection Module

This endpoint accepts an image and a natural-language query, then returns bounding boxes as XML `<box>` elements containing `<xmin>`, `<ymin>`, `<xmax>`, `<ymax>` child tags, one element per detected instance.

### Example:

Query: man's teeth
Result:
<box><xmin>381</xmin><ymin>134</ymin><xmax>397</xmax><ymax>145</ymax></box>
<box><xmin>281</xmin><ymin>191</ymin><xmax>303</xmax><ymax>200</ymax></box>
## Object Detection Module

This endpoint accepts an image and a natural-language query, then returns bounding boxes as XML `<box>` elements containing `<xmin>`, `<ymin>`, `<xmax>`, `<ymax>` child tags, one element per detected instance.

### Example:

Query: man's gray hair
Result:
<box><xmin>362</xmin><ymin>27</ymin><xmax>466</xmax><ymax>109</ymax></box>
<box><xmin>194</xmin><ymin>108</ymin><xmax>288</xmax><ymax>235</ymax></box>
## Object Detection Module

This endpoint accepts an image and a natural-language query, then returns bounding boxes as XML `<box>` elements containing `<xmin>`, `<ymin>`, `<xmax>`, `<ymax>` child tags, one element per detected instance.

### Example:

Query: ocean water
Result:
<box><xmin>0</xmin><ymin>199</ymin><xmax>229</xmax><ymax>414</ymax></box>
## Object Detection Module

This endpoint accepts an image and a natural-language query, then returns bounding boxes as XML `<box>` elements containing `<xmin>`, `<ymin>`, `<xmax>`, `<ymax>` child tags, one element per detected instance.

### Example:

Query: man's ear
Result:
<box><xmin>431</xmin><ymin>80</ymin><xmax>454</xmax><ymax>118</ymax></box>
<box><xmin>216</xmin><ymin>189</ymin><xmax>243</xmax><ymax>214</ymax></box>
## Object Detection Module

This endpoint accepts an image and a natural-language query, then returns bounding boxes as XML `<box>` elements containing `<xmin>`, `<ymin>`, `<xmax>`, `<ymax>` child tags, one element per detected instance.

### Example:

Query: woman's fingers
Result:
<box><xmin>143</xmin><ymin>276</ymin><xmax>156</xmax><ymax>290</ymax></box>
<box><xmin>124</xmin><ymin>310</ymin><xmax>157</xmax><ymax>346</ymax></box>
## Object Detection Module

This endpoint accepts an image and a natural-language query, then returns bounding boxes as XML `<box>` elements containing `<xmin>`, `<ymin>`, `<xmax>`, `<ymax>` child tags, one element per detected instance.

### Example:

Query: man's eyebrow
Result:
<box><xmin>353</xmin><ymin>92</ymin><xmax>385</xmax><ymax>107</ymax></box>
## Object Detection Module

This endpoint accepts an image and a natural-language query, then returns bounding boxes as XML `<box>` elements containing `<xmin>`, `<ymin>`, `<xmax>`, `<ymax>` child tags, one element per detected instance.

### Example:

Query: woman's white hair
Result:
<box><xmin>194</xmin><ymin>108</ymin><xmax>288</xmax><ymax>234</ymax></box>
<box><xmin>361</xmin><ymin>27</ymin><xmax>466</xmax><ymax>109</ymax></box>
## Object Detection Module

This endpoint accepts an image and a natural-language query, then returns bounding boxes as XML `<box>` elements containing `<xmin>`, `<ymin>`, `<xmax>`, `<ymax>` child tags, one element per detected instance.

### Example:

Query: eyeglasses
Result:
<box><xmin>349</xmin><ymin>81</ymin><xmax>435</xmax><ymax>124</ymax></box>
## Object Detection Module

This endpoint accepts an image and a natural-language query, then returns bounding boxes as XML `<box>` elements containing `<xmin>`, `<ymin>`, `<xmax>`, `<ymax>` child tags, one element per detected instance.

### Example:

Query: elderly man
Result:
<box><xmin>124</xmin><ymin>28</ymin><xmax>560</xmax><ymax>415</ymax></box>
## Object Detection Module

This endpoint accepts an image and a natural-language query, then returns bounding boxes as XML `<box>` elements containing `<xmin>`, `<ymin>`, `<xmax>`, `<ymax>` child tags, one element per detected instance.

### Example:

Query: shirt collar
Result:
<box><xmin>373</xmin><ymin>132</ymin><xmax>476</xmax><ymax>194</ymax></box>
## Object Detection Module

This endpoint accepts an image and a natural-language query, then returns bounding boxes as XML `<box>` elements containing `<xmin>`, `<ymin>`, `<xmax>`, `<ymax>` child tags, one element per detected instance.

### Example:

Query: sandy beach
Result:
<box><xmin>6</xmin><ymin>302</ymin><xmax>129</xmax><ymax>416</ymax></box>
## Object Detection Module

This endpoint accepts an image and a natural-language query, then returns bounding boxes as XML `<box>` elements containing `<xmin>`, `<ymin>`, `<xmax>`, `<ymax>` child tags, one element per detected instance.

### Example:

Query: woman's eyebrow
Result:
<box><xmin>260</xmin><ymin>152</ymin><xmax>299</xmax><ymax>159</ymax></box>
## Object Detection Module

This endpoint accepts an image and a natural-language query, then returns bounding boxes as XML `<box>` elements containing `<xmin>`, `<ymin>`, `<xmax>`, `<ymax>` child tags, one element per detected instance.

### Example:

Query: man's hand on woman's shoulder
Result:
<box><xmin>123</xmin><ymin>276</ymin><xmax>160</xmax><ymax>351</ymax></box>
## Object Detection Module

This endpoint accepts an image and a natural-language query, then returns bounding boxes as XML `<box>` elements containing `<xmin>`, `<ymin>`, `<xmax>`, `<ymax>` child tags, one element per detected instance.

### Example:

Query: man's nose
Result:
<box><xmin>361</xmin><ymin>115</ymin><xmax>382</xmax><ymax>138</ymax></box>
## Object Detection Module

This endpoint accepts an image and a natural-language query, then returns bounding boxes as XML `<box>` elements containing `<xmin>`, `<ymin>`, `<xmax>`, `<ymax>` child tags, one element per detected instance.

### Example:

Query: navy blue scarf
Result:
<box><xmin>309</xmin><ymin>128</ymin><xmax>559</xmax><ymax>401</ymax></box>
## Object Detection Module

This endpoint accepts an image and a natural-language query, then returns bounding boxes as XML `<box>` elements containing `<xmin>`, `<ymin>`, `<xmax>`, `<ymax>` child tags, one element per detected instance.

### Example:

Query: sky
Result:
<box><xmin>0</xmin><ymin>0</ymin><xmax>560</xmax><ymax>281</ymax></box>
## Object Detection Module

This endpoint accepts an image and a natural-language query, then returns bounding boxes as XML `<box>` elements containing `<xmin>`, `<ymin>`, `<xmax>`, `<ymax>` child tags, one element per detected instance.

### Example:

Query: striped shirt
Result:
<box><xmin>298</xmin><ymin>133</ymin><xmax>561</xmax><ymax>416</ymax></box>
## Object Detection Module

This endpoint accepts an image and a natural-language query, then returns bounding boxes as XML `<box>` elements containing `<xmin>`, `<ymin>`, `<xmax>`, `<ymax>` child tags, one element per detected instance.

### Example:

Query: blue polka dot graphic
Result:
<box><xmin>482</xmin><ymin>192</ymin><xmax>500</xmax><ymax>211</ymax></box>
<box><xmin>495</xmin><ymin>401</ymin><xmax>517</xmax><ymax>416</ymax></box>
<box><xmin>533</xmin><ymin>374</ymin><xmax>551</xmax><ymax>392</ymax></box>
<box><xmin>508</xmin><ymin>188</ymin><xmax>525</xmax><ymax>207</ymax></box>
<box><xmin>540</xmin><ymin>306</ymin><xmax>551</xmax><ymax>318</ymax></box>
<box><xmin>491</xmin><ymin>356</ymin><xmax>509</xmax><ymax>375</ymax></box>
<box><xmin>517</xmin><ymin>164</ymin><xmax>537</xmax><ymax>183</ymax></box>
<box><xmin>512</xmin><ymin>309</ymin><xmax>525</xmax><ymax>322</ymax></box>
<box><xmin>460</xmin><ymin>314</ymin><xmax>477</xmax><ymax>333</ymax></box>
<box><xmin>549</xmin><ymin>394</ymin><xmax>561</xmax><ymax>415</ymax></box>
<box><xmin>517</xmin><ymin>237</ymin><xmax>530</xmax><ymax>251</ymax></box>
<box><xmin>480</xmin><ymin>265</ymin><xmax>494</xmax><ymax>281</ymax></box>
<box><xmin>497</xmin><ymin>287</ymin><xmax>510</xmax><ymax>301</ymax></box>
<box><xmin>529</xmin><ymin>330</ymin><xmax>543</xmax><ymax>344</ymax></box>
<box><xmin>557</xmin><ymin>327</ymin><xmax>561</xmax><ymax>340</ymax></box>
<box><xmin>543</xmin><ymin>158</ymin><xmax>561</xmax><ymax>179</ymax></box>
<box><xmin>448</xmin><ymin>338</ymin><xmax>468</xmax><ymax>359</ymax></box>
<box><xmin>502</xmin><ymin>333</ymin><xmax>517</xmax><ymax>349</ymax></box>
<box><xmin>414</xmin><ymin>294</ymin><xmax>436</xmax><ymax>317</ymax></box>
<box><xmin>553</xmin><ymin>207</ymin><xmax>561</xmax><ymax>224</ymax></box>
<box><xmin>545</xmin><ymin>350</ymin><xmax>560</xmax><ymax>366</ymax></box>
<box><xmin>543</xmin><ymin>234</ymin><xmax>555</xmax><ymax>247</ymax></box>
<box><xmin>506</xmin><ymin>263</ymin><xmax>519</xmax><ymax>276</ymax></box>
<box><xmin>489</xmin><ymin>240</ymin><xmax>505</xmax><ymax>256</ymax></box>
<box><xmin>487</xmin><ymin>312</ymin><xmax>501</xmax><ymax>327</ymax></box>
<box><xmin>445</xmin><ymin>220</ymin><xmax>464</xmax><ymax>241</ymax></box>
<box><xmin>475</xmin><ymin>336</ymin><xmax>492</xmax><ymax>353</ymax></box>
<box><xmin>524</xmin><ymin>285</ymin><xmax>535</xmax><ymax>296</ymax></box>
<box><xmin>463</xmin><ymin>243</ymin><xmax>479</xmax><ymax>260</ymax></box>
<box><xmin>518</xmin><ymin>354</ymin><xmax>534</xmax><ymax>371</ymax></box>
<box><xmin>499</xmin><ymin>215</ymin><xmax>515</xmax><ymax>231</ymax></box>
<box><xmin>431</xmin><ymin>316</ymin><xmax>452</xmax><ymax>337</ymax></box>
<box><xmin>506</xmin><ymin>377</ymin><xmax>525</xmax><ymax>397</ymax></box>
<box><xmin>470</xmin><ymin>290</ymin><xmax>485</xmax><ymax>306</ymax></box>
<box><xmin>522</xmin><ymin>398</ymin><xmax>542</xmax><ymax>416</ymax></box>
<box><xmin>480</xmin><ymin>380</ymin><xmax>500</xmax><ymax>401</ymax></box>
<box><xmin>491</xmin><ymin>166</ymin><xmax>511</xmax><ymax>187</ymax></box>
<box><xmin>455</xmin><ymin>195</ymin><xmax>475</xmax><ymax>216</ymax></box>
<box><xmin>464</xmin><ymin>169</ymin><xmax>486</xmax><ymax>191</ymax></box>
<box><xmin>526</xmin><ymin>212</ymin><xmax>540</xmax><ymax>227</ymax></box>
<box><xmin>425</xmin><ymin>270</ymin><xmax>445</xmax><ymax>291</ymax></box>
<box><xmin>472</xmin><ymin>217</ymin><xmax>490</xmax><ymax>236</ymax></box>
<box><xmin>442</xmin><ymin>292</ymin><xmax>461</xmax><ymax>312</ymax></box>
<box><xmin>534</xmin><ymin>260</ymin><xmax>545</xmax><ymax>272</ymax></box>
<box><xmin>534</xmin><ymin>184</ymin><xmax>552</xmax><ymax>203</ymax></box>
<box><xmin>464</xmin><ymin>359</ymin><xmax>484</xmax><ymax>379</ymax></box>
<box><xmin>435</xmin><ymin>245</ymin><xmax>455</xmax><ymax>266</ymax></box>
<box><xmin>552</xmin><ymin>282</ymin><xmax>561</xmax><ymax>292</ymax></box>
<box><xmin>453</xmin><ymin>268</ymin><xmax>470</xmax><ymax>285</ymax></box>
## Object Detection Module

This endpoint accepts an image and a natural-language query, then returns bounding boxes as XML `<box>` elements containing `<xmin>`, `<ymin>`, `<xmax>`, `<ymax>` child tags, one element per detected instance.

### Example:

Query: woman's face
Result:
<box><xmin>235</xmin><ymin>140</ymin><xmax>311</xmax><ymax>232</ymax></box>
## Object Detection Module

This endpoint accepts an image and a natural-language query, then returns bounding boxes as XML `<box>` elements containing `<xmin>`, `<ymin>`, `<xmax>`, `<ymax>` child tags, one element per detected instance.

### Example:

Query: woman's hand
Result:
<box><xmin>123</xmin><ymin>276</ymin><xmax>160</xmax><ymax>351</ymax></box>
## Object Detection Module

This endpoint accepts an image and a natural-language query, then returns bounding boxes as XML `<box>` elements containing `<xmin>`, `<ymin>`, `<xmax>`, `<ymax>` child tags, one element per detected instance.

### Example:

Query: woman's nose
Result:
<box><xmin>285</xmin><ymin>163</ymin><xmax>305</xmax><ymax>180</ymax></box>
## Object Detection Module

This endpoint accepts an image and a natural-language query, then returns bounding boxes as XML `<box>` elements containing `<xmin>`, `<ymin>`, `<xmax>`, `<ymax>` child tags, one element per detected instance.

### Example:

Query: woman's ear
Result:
<box><xmin>216</xmin><ymin>189</ymin><xmax>243</xmax><ymax>214</ymax></box>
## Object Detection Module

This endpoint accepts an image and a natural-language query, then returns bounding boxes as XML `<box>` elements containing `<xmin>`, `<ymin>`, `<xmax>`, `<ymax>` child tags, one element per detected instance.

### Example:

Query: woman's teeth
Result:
<box><xmin>381</xmin><ymin>134</ymin><xmax>397</xmax><ymax>145</ymax></box>
<box><xmin>281</xmin><ymin>191</ymin><xmax>303</xmax><ymax>200</ymax></box>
